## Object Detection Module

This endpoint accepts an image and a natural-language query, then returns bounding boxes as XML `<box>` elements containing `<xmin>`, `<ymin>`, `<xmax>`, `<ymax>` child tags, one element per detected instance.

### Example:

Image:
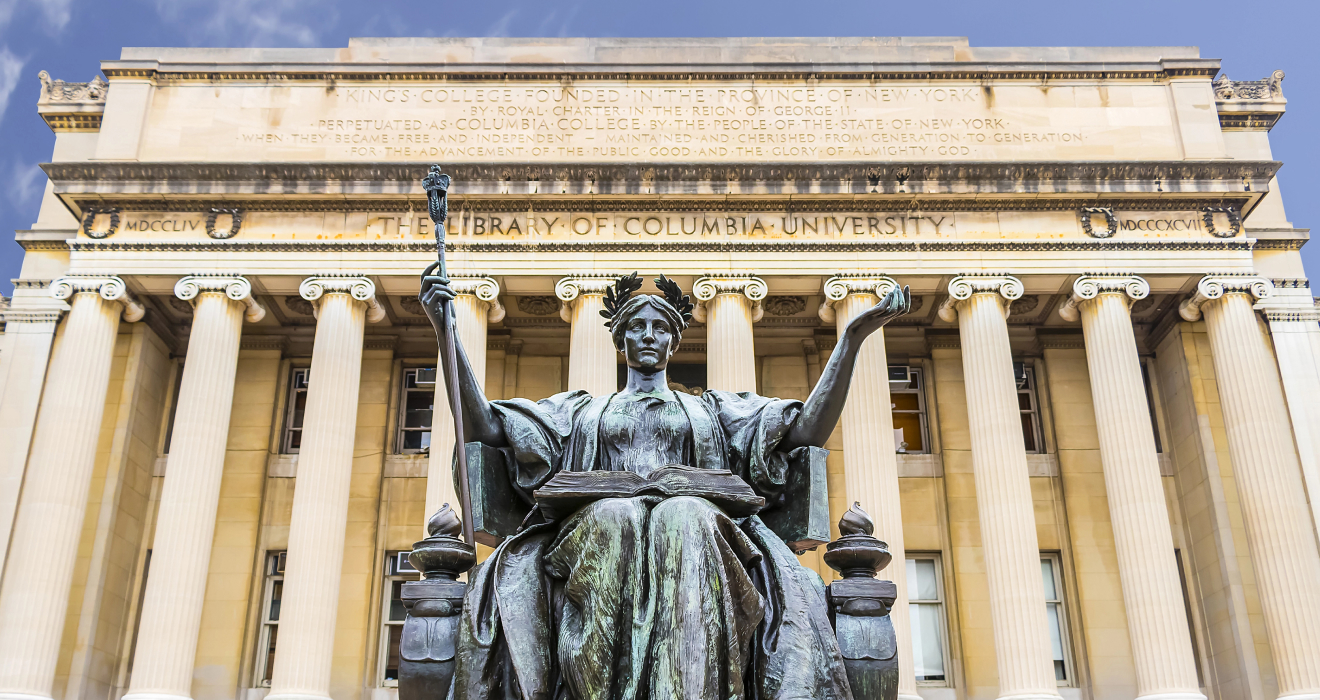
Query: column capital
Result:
<box><xmin>1057</xmin><ymin>274</ymin><xmax>1150</xmax><ymax>322</ymax></box>
<box><xmin>50</xmin><ymin>275</ymin><xmax>145</xmax><ymax>322</ymax></box>
<box><xmin>693</xmin><ymin>274</ymin><xmax>767</xmax><ymax>323</ymax></box>
<box><xmin>555</xmin><ymin>274</ymin><xmax>618</xmax><ymax>323</ymax></box>
<box><xmin>937</xmin><ymin>273</ymin><xmax>1023</xmax><ymax>322</ymax></box>
<box><xmin>818</xmin><ymin>274</ymin><xmax>897</xmax><ymax>323</ymax></box>
<box><xmin>174</xmin><ymin>274</ymin><xmax>267</xmax><ymax>323</ymax></box>
<box><xmin>449</xmin><ymin>275</ymin><xmax>504</xmax><ymax>323</ymax></box>
<box><xmin>298</xmin><ymin>275</ymin><xmax>385</xmax><ymax>323</ymax></box>
<box><xmin>1178</xmin><ymin>274</ymin><xmax>1273</xmax><ymax>322</ymax></box>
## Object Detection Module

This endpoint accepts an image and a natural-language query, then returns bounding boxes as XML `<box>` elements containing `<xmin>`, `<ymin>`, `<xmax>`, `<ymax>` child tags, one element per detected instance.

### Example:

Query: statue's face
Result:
<box><xmin>620</xmin><ymin>304</ymin><xmax>676</xmax><ymax>371</ymax></box>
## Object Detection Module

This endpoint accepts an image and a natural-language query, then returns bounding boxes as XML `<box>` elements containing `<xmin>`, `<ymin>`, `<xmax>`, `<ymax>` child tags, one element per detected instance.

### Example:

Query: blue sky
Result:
<box><xmin>0</xmin><ymin>0</ymin><xmax>1315</xmax><ymax>296</ymax></box>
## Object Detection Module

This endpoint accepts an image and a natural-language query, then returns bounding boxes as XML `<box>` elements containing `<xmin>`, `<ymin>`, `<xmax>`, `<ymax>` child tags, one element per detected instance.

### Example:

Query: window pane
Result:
<box><xmin>1020</xmin><ymin>414</ymin><xmax>1037</xmax><ymax>452</ymax></box>
<box><xmin>907</xmin><ymin>559</ymin><xmax>939</xmax><ymax>600</ymax></box>
<box><xmin>402</xmin><ymin>431</ymin><xmax>427</xmax><ymax>451</ymax></box>
<box><xmin>263</xmin><ymin>626</ymin><xmax>279</xmax><ymax>683</ymax></box>
<box><xmin>891</xmin><ymin>394</ymin><xmax>920</xmax><ymax>411</ymax></box>
<box><xmin>404</xmin><ymin>393</ymin><xmax>434</xmax><ymax>428</ymax></box>
<box><xmin>384</xmin><ymin>625</ymin><xmax>403</xmax><ymax>681</ymax></box>
<box><xmin>1040</xmin><ymin>560</ymin><xmax>1057</xmax><ymax>600</ymax></box>
<box><xmin>1017</xmin><ymin>392</ymin><xmax>1033</xmax><ymax>411</ymax></box>
<box><xmin>389</xmin><ymin>580</ymin><xmax>408</xmax><ymax>621</ymax></box>
<box><xmin>910</xmin><ymin>602</ymin><xmax>946</xmax><ymax>681</ymax></box>
<box><xmin>1047</xmin><ymin>602</ymin><xmax>1067</xmax><ymax>680</ymax></box>
<box><xmin>288</xmin><ymin>429</ymin><xmax>302</xmax><ymax>451</ymax></box>
<box><xmin>893</xmin><ymin>414</ymin><xmax>925</xmax><ymax>453</ymax></box>
<box><xmin>269</xmin><ymin>580</ymin><xmax>283</xmax><ymax>621</ymax></box>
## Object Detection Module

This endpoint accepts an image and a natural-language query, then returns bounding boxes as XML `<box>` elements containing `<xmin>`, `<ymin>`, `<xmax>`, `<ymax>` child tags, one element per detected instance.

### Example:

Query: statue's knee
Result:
<box><xmin>651</xmin><ymin>496</ymin><xmax>718</xmax><ymax>531</ymax></box>
<box><xmin>585</xmin><ymin>497</ymin><xmax>648</xmax><ymax>535</ymax></box>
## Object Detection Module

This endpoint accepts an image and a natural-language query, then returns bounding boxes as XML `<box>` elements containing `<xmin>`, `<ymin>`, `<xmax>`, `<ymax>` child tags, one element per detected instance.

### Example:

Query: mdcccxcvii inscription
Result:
<box><xmin>136</xmin><ymin>81</ymin><xmax>1187</xmax><ymax>163</ymax></box>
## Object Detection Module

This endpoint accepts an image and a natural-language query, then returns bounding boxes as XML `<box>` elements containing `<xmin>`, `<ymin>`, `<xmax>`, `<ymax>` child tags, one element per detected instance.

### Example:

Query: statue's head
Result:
<box><xmin>602</xmin><ymin>273</ymin><xmax>694</xmax><ymax>371</ymax></box>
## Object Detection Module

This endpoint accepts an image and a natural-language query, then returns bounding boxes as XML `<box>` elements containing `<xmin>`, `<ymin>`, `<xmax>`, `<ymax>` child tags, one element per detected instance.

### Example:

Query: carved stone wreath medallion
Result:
<box><xmin>284</xmin><ymin>295</ymin><xmax>315</xmax><ymax>316</ymax></box>
<box><xmin>206</xmin><ymin>208</ymin><xmax>244</xmax><ymax>239</ymax></box>
<box><xmin>398</xmin><ymin>296</ymin><xmax>425</xmax><ymax>315</ymax></box>
<box><xmin>1079</xmin><ymin>207</ymin><xmax>1117</xmax><ymax>239</ymax></box>
<box><xmin>763</xmin><ymin>295</ymin><xmax>807</xmax><ymax>317</ymax></box>
<box><xmin>1009</xmin><ymin>295</ymin><xmax>1040</xmax><ymax>316</ymax></box>
<box><xmin>517</xmin><ymin>296</ymin><xmax>561</xmax><ymax>316</ymax></box>
<box><xmin>1202</xmin><ymin>206</ymin><xmax>1242</xmax><ymax>238</ymax></box>
<box><xmin>81</xmin><ymin>207</ymin><xmax>120</xmax><ymax>239</ymax></box>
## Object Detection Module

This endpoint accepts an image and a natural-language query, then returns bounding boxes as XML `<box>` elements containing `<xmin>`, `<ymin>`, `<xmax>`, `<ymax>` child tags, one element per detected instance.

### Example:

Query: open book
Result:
<box><xmin>533</xmin><ymin>466</ymin><xmax>766</xmax><ymax>521</ymax></box>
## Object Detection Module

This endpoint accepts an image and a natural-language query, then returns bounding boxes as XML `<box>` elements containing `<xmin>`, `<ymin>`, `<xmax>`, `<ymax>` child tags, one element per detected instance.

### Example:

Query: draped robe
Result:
<box><xmin>452</xmin><ymin>388</ymin><xmax>853</xmax><ymax>700</ymax></box>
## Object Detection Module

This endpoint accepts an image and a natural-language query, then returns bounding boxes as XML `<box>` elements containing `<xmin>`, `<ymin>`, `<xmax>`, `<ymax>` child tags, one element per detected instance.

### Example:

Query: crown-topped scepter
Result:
<box><xmin>422</xmin><ymin>165</ymin><xmax>474</xmax><ymax>546</ymax></box>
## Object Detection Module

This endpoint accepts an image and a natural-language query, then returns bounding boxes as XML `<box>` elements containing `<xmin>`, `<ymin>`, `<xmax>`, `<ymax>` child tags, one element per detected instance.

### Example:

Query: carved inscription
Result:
<box><xmin>138</xmin><ymin>81</ymin><xmax>1185</xmax><ymax>163</ymax></box>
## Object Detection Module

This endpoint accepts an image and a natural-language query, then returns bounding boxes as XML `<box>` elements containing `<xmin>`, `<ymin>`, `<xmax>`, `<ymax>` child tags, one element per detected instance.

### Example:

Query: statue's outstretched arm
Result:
<box><xmin>782</xmin><ymin>286</ymin><xmax>911</xmax><ymax>449</ymax></box>
<box><xmin>421</xmin><ymin>274</ymin><xmax>508</xmax><ymax>447</ymax></box>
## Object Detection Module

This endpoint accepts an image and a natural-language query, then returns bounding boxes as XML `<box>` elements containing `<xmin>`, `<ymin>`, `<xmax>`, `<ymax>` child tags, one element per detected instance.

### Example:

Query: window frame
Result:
<box><xmin>378</xmin><ymin>551</ymin><xmax>420</xmax><ymax>687</ymax></box>
<box><xmin>890</xmin><ymin>366</ymin><xmax>931</xmax><ymax>455</ymax></box>
<box><xmin>280</xmin><ymin>367</ymin><xmax>311</xmax><ymax>454</ymax></box>
<box><xmin>253</xmin><ymin>551</ymin><xmax>285</xmax><ymax>688</ymax></box>
<box><xmin>1017</xmin><ymin>364</ymin><xmax>1046</xmax><ymax>454</ymax></box>
<box><xmin>906</xmin><ymin>553</ymin><xmax>951</xmax><ymax>687</ymax></box>
<box><xmin>1040</xmin><ymin>553</ymin><xmax>1075</xmax><ymax>687</ymax></box>
<box><xmin>396</xmin><ymin>367</ymin><xmax>438</xmax><ymax>455</ymax></box>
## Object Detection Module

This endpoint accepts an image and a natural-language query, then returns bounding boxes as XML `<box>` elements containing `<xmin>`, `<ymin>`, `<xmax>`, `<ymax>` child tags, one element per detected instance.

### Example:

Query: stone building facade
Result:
<box><xmin>1</xmin><ymin>36</ymin><xmax>1319</xmax><ymax>700</ymax></box>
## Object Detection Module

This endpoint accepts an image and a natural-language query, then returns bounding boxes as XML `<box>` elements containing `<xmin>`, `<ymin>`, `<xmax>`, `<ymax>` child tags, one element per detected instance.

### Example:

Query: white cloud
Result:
<box><xmin>7</xmin><ymin>159</ymin><xmax>44</xmax><ymax>211</ymax></box>
<box><xmin>0</xmin><ymin>46</ymin><xmax>25</xmax><ymax>127</ymax></box>
<box><xmin>486</xmin><ymin>9</ymin><xmax>518</xmax><ymax>37</ymax></box>
<box><xmin>151</xmin><ymin>0</ymin><xmax>333</xmax><ymax>47</ymax></box>
<box><xmin>0</xmin><ymin>0</ymin><xmax>71</xmax><ymax>32</ymax></box>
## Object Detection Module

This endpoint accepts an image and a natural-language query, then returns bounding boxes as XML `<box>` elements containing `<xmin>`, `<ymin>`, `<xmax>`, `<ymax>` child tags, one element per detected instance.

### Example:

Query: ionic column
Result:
<box><xmin>694</xmin><ymin>275</ymin><xmax>766</xmax><ymax>392</ymax></box>
<box><xmin>820</xmin><ymin>275</ymin><xmax>919</xmax><ymax>700</ymax></box>
<box><xmin>267</xmin><ymin>277</ymin><xmax>384</xmax><ymax>700</ymax></box>
<box><xmin>937</xmin><ymin>274</ymin><xmax>1060</xmax><ymax>700</ymax></box>
<box><xmin>425</xmin><ymin>276</ymin><xmax>503</xmax><ymax>522</ymax></box>
<box><xmin>122</xmin><ymin>277</ymin><xmax>265</xmax><ymax>700</ymax></box>
<box><xmin>1259</xmin><ymin>295</ymin><xmax>1320</xmax><ymax>534</ymax></box>
<box><xmin>1180</xmin><ymin>275</ymin><xmax>1320</xmax><ymax>699</ymax></box>
<box><xmin>556</xmin><ymin>275</ymin><xmax>618</xmax><ymax>396</ymax></box>
<box><xmin>0</xmin><ymin>276</ymin><xmax>144</xmax><ymax>700</ymax></box>
<box><xmin>1059</xmin><ymin>275</ymin><xmax>1204</xmax><ymax>700</ymax></box>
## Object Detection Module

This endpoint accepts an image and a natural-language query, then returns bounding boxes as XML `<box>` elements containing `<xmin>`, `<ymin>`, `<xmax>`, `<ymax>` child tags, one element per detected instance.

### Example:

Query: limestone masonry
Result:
<box><xmin>0</xmin><ymin>36</ymin><xmax>1318</xmax><ymax>700</ymax></box>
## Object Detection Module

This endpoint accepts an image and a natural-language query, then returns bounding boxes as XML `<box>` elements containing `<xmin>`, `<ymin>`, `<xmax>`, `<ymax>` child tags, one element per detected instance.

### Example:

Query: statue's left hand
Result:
<box><xmin>420</xmin><ymin>270</ymin><xmax>455</xmax><ymax>333</ymax></box>
<box><xmin>843</xmin><ymin>285</ymin><xmax>911</xmax><ymax>339</ymax></box>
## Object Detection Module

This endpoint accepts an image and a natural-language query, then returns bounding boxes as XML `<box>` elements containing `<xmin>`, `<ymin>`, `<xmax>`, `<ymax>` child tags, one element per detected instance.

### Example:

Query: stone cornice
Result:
<box><xmin>67</xmin><ymin>238</ymin><xmax>1256</xmax><ymax>255</ymax></box>
<box><xmin>43</xmin><ymin>161</ymin><xmax>1281</xmax><ymax>200</ymax></box>
<box><xmin>1263</xmin><ymin>309</ymin><xmax>1320</xmax><ymax>323</ymax></box>
<box><xmin>1178</xmin><ymin>274</ymin><xmax>1273</xmax><ymax>321</ymax></box>
<box><xmin>0</xmin><ymin>307</ymin><xmax>64</xmax><ymax>324</ymax></box>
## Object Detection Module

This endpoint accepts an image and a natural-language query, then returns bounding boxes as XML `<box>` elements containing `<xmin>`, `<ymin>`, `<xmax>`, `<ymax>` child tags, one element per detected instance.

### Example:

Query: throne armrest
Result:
<box><xmin>759</xmin><ymin>445</ymin><xmax>831</xmax><ymax>551</ymax></box>
<box><xmin>457</xmin><ymin>441</ymin><xmax>532</xmax><ymax>547</ymax></box>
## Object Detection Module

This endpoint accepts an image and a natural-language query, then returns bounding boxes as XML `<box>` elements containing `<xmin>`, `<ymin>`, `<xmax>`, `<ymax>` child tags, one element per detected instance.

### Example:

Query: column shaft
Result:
<box><xmin>1268</xmin><ymin>317</ymin><xmax>1320</xmax><ymax>533</ymax></box>
<box><xmin>956</xmin><ymin>292</ymin><xmax>1060</xmax><ymax>700</ymax></box>
<box><xmin>0</xmin><ymin>316</ymin><xmax>59</xmax><ymax>573</ymax></box>
<box><xmin>426</xmin><ymin>293</ymin><xmax>490</xmax><ymax>521</ymax></box>
<box><xmin>125</xmin><ymin>292</ymin><xmax>246</xmax><ymax>700</ymax></box>
<box><xmin>565</xmin><ymin>293</ymin><xmax>617</xmax><ymax>396</ymax></box>
<box><xmin>0</xmin><ymin>293</ymin><xmax>123</xmax><ymax>699</ymax></box>
<box><xmin>268</xmin><ymin>292</ymin><xmax>368</xmax><ymax>700</ymax></box>
<box><xmin>1078</xmin><ymin>292</ymin><xmax>1202</xmax><ymax>700</ymax></box>
<box><xmin>706</xmin><ymin>293</ymin><xmax>757</xmax><ymax>392</ymax></box>
<box><xmin>834</xmin><ymin>294</ymin><xmax>918</xmax><ymax>700</ymax></box>
<box><xmin>1202</xmin><ymin>294</ymin><xmax>1320</xmax><ymax>697</ymax></box>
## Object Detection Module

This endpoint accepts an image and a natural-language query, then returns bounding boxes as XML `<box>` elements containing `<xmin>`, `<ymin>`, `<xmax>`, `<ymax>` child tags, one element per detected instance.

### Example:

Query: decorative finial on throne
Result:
<box><xmin>409</xmin><ymin>504</ymin><xmax>476</xmax><ymax>581</ymax></box>
<box><xmin>824</xmin><ymin>503</ymin><xmax>892</xmax><ymax>579</ymax></box>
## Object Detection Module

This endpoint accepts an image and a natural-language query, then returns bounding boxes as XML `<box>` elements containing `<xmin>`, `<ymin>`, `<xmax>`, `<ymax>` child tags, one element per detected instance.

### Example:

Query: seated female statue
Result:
<box><xmin>420</xmin><ymin>271</ymin><xmax>909</xmax><ymax>700</ymax></box>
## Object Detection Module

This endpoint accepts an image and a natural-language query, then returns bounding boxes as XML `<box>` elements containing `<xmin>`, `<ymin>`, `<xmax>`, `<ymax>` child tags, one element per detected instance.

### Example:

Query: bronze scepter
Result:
<box><xmin>422</xmin><ymin>165</ymin><xmax>475</xmax><ymax>546</ymax></box>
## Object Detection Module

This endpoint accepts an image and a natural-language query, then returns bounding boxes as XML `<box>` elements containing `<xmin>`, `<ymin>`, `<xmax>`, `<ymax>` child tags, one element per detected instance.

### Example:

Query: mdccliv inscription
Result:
<box><xmin>396</xmin><ymin>167</ymin><xmax>908</xmax><ymax>700</ymax></box>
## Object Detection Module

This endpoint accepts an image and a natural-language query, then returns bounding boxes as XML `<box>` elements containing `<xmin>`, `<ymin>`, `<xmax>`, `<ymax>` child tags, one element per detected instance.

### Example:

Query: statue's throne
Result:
<box><xmin>398</xmin><ymin>444</ymin><xmax>900</xmax><ymax>700</ymax></box>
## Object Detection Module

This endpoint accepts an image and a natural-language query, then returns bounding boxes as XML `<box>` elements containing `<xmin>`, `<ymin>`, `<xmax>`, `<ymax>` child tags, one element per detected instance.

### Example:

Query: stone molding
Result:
<box><xmin>298</xmin><ymin>275</ymin><xmax>386</xmax><ymax>323</ymax></box>
<box><xmin>447</xmin><ymin>275</ymin><xmax>505</xmax><ymax>323</ymax></box>
<box><xmin>68</xmin><ymin>238</ymin><xmax>1257</xmax><ymax>256</ymax></box>
<box><xmin>937</xmin><ymin>274</ymin><xmax>1023</xmax><ymax>322</ymax></box>
<box><xmin>818</xmin><ymin>274</ymin><xmax>898</xmax><ymax>324</ymax></box>
<box><xmin>1178</xmin><ymin>274</ymin><xmax>1274</xmax><ymax>322</ymax></box>
<box><xmin>0</xmin><ymin>307</ymin><xmax>63</xmax><ymax>324</ymax></box>
<box><xmin>1263</xmin><ymin>309</ymin><xmax>1320</xmax><ymax>323</ymax></box>
<box><xmin>240</xmin><ymin>335</ymin><xmax>288</xmax><ymax>352</ymax></box>
<box><xmin>50</xmin><ymin>275</ymin><xmax>145</xmax><ymax>322</ymax></box>
<box><xmin>555</xmin><ymin>274</ymin><xmax>619</xmax><ymax>323</ymax></box>
<box><xmin>692</xmin><ymin>275</ymin><xmax>767</xmax><ymax>323</ymax></box>
<box><xmin>1057</xmin><ymin>274</ymin><xmax>1151</xmax><ymax>322</ymax></box>
<box><xmin>173</xmin><ymin>274</ymin><xmax>267</xmax><ymax>323</ymax></box>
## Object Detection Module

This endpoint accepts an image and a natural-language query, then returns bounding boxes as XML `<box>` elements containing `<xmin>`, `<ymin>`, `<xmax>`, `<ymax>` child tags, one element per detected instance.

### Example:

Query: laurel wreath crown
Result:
<box><xmin>598</xmin><ymin>272</ymin><xmax>695</xmax><ymax>330</ymax></box>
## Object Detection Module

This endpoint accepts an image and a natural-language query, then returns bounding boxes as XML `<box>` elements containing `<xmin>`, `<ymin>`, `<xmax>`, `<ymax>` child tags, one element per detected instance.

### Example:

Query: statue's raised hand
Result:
<box><xmin>419</xmin><ymin>266</ymin><xmax>454</xmax><ymax>335</ymax></box>
<box><xmin>843</xmin><ymin>285</ymin><xmax>911</xmax><ymax>339</ymax></box>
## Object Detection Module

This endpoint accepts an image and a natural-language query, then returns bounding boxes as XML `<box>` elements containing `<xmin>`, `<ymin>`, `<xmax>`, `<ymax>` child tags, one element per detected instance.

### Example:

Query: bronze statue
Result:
<box><xmin>401</xmin><ymin>167</ymin><xmax>910</xmax><ymax>700</ymax></box>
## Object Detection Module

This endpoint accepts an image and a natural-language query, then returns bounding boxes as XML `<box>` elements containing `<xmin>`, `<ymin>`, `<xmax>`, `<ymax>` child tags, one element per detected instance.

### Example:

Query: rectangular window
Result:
<box><xmin>281</xmin><ymin>368</ymin><xmax>310</xmax><ymax>454</ymax></box>
<box><xmin>380</xmin><ymin>551</ymin><xmax>419</xmax><ymax>686</ymax></box>
<box><xmin>1017</xmin><ymin>364</ymin><xmax>1045</xmax><ymax>454</ymax></box>
<box><xmin>1174</xmin><ymin>550</ymin><xmax>1205</xmax><ymax>686</ymax></box>
<box><xmin>906</xmin><ymin>555</ymin><xmax>948</xmax><ymax>684</ymax></box>
<box><xmin>891</xmin><ymin>366</ymin><xmax>930</xmax><ymax>454</ymax></box>
<box><xmin>398</xmin><ymin>368</ymin><xmax>437</xmax><ymax>454</ymax></box>
<box><xmin>163</xmin><ymin>361</ymin><xmax>185</xmax><ymax>454</ymax></box>
<box><xmin>1041</xmin><ymin>554</ymin><xmax>1073</xmax><ymax>685</ymax></box>
<box><xmin>254</xmin><ymin>551</ymin><xmax>285</xmax><ymax>687</ymax></box>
